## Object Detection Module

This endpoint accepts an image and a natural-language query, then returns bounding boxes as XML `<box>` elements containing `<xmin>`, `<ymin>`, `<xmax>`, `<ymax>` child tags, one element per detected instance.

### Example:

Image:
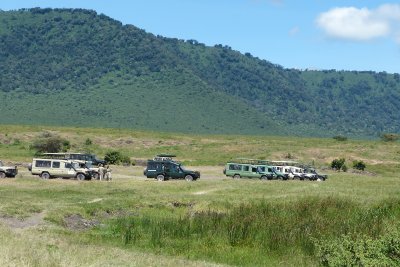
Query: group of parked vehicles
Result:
<box><xmin>223</xmin><ymin>158</ymin><xmax>327</xmax><ymax>181</ymax></box>
<box><xmin>1</xmin><ymin>153</ymin><xmax>327</xmax><ymax>182</ymax></box>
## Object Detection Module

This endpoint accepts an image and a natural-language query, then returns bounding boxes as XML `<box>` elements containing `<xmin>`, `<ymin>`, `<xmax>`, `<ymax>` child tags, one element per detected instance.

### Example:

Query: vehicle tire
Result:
<box><xmin>260</xmin><ymin>175</ymin><xmax>267</xmax><ymax>180</ymax></box>
<box><xmin>185</xmin><ymin>175</ymin><xmax>194</xmax><ymax>182</ymax></box>
<box><xmin>233</xmin><ymin>174</ymin><xmax>241</xmax><ymax>179</ymax></box>
<box><xmin>41</xmin><ymin>172</ymin><xmax>50</xmax><ymax>179</ymax></box>
<box><xmin>77</xmin><ymin>173</ymin><xmax>86</xmax><ymax>181</ymax></box>
<box><xmin>0</xmin><ymin>172</ymin><xmax>6</xmax><ymax>178</ymax></box>
<box><xmin>92</xmin><ymin>172</ymin><xmax>99</xmax><ymax>180</ymax></box>
<box><xmin>157</xmin><ymin>174</ymin><xmax>165</xmax><ymax>181</ymax></box>
<box><xmin>293</xmin><ymin>175</ymin><xmax>300</xmax><ymax>180</ymax></box>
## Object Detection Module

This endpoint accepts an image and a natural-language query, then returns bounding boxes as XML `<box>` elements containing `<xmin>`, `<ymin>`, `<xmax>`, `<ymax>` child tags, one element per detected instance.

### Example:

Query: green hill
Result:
<box><xmin>1</xmin><ymin>8</ymin><xmax>399</xmax><ymax>138</ymax></box>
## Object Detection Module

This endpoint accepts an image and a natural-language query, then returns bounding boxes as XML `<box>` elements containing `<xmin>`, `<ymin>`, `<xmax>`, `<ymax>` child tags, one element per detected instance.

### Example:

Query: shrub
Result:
<box><xmin>105</xmin><ymin>151</ymin><xmax>131</xmax><ymax>165</ymax></box>
<box><xmin>331</xmin><ymin>158</ymin><xmax>346</xmax><ymax>171</ymax></box>
<box><xmin>84</xmin><ymin>138</ymin><xmax>92</xmax><ymax>146</ymax></box>
<box><xmin>104</xmin><ymin>151</ymin><xmax>121</xmax><ymax>164</ymax></box>
<box><xmin>120</xmin><ymin>155</ymin><xmax>131</xmax><ymax>166</ymax></box>
<box><xmin>333</xmin><ymin>135</ymin><xmax>348</xmax><ymax>141</ymax></box>
<box><xmin>315</xmin><ymin>232</ymin><xmax>400</xmax><ymax>266</ymax></box>
<box><xmin>342</xmin><ymin>164</ymin><xmax>348</xmax><ymax>172</ymax></box>
<box><xmin>285</xmin><ymin>153</ymin><xmax>294</xmax><ymax>159</ymax></box>
<box><xmin>381</xmin><ymin>133</ymin><xmax>400</xmax><ymax>142</ymax></box>
<box><xmin>353</xmin><ymin>160</ymin><xmax>366</xmax><ymax>171</ymax></box>
<box><xmin>30</xmin><ymin>133</ymin><xmax>70</xmax><ymax>153</ymax></box>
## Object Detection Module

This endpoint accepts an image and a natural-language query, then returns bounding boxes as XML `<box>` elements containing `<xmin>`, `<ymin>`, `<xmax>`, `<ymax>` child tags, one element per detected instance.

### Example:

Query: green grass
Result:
<box><xmin>1</xmin><ymin>124</ymin><xmax>400</xmax><ymax>167</ymax></box>
<box><xmin>1</xmin><ymin>125</ymin><xmax>400</xmax><ymax>266</ymax></box>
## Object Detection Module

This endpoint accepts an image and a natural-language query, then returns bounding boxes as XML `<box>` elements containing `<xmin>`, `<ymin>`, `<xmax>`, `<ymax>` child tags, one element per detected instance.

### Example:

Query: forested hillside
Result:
<box><xmin>1</xmin><ymin>8</ymin><xmax>399</xmax><ymax>137</ymax></box>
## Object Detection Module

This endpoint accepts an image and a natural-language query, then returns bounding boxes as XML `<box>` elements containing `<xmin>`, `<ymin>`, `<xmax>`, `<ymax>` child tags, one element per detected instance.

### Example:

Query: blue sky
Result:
<box><xmin>1</xmin><ymin>0</ymin><xmax>400</xmax><ymax>73</ymax></box>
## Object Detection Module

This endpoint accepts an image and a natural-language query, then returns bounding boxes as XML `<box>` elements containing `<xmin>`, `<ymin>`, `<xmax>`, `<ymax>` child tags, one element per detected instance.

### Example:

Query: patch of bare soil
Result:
<box><xmin>63</xmin><ymin>214</ymin><xmax>100</xmax><ymax>231</ymax></box>
<box><xmin>192</xmin><ymin>189</ymin><xmax>218</xmax><ymax>195</ymax></box>
<box><xmin>0</xmin><ymin>211</ymin><xmax>46</xmax><ymax>229</ymax></box>
<box><xmin>170</xmin><ymin>201</ymin><xmax>194</xmax><ymax>208</ymax></box>
<box><xmin>350</xmin><ymin>169</ymin><xmax>377</xmax><ymax>176</ymax></box>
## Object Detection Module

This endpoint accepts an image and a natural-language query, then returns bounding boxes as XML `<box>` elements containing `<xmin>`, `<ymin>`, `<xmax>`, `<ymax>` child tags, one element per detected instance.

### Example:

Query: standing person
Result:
<box><xmin>105</xmin><ymin>165</ymin><xmax>112</xmax><ymax>181</ymax></box>
<box><xmin>98</xmin><ymin>164</ymin><xmax>104</xmax><ymax>181</ymax></box>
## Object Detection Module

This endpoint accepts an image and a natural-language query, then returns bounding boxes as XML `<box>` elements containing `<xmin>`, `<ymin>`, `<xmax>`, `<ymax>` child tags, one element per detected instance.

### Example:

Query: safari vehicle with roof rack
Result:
<box><xmin>270</xmin><ymin>161</ymin><xmax>327</xmax><ymax>181</ymax></box>
<box><xmin>269</xmin><ymin>161</ymin><xmax>304</xmax><ymax>180</ymax></box>
<box><xmin>41</xmin><ymin>153</ymin><xmax>105</xmax><ymax>166</ymax></box>
<box><xmin>302</xmin><ymin>167</ymin><xmax>328</xmax><ymax>181</ymax></box>
<box><xmin>223</xmin><ymin>158</ymin><xmax>277</xmax><ymax>180</ymax></box>
<box><xmin>30</xmin><ymin>158</ymin><xmax>93</xmax><ymax>180</ymax></box>
<box><xmin>0</xmin><ymin>160</ymin><xmax>18</xmax><ymax>178</ymax></box>
<box><xmin>143</xmin><ymin>154</ymin><xmax>200</xmax><ymax>182</ymax></box>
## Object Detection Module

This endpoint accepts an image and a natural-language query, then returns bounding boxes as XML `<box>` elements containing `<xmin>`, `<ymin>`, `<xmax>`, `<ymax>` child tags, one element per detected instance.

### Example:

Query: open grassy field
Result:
<box><xmin>0</xmin><ymin>125</ymin><xmax>400</xmax><ymax>266</ymax></box>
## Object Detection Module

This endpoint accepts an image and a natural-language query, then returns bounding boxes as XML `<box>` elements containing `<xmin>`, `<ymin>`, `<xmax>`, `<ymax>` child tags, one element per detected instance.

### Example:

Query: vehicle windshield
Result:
<box><xmin>179</xmin><ymin>165</ymin><xmax>186</xmax><ymax>171</ymax></box>
<box><xmin>72</xmin><ymin>162</ymin><xmax>87</xmax><ymax>169</ymax></box>
<box><xmin>85</xmin><ymin>162</ymin><xmax>93</xmax><ymax>168</ymax></box>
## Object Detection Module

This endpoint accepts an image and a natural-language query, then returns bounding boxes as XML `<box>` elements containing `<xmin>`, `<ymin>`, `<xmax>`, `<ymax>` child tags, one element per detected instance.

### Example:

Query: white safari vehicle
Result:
<box><xmin>0</xmin><ymin>160</ymin><xmax>18</xmax><ymax>178</ymax></box>
<box><xmin>270</xmin><ymin>161</ymin><xmax>304</xmax><ymax>180</ymax></box>
<box><xmin>30</xmin><ymin>158</ymin><xmax>92</xmax><ymax>180</ymax></box>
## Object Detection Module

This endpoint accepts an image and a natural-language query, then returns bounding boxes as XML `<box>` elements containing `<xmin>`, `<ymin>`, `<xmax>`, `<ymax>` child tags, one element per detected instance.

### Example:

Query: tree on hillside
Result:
<box><xmin>30</xmin><ymin>132</ymin><xmax>70</xmax><ymax>153</ymax></box>
<box><xmin>331</xmin><ymin>158</ymin><xmax>346</xmax><ymax>172</ymax></box>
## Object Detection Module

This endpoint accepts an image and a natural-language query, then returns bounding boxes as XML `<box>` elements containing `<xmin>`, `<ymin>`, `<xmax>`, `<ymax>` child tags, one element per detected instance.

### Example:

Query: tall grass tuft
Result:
<box><xmin>98</xmin><ymin>197</ymin><xmax>400</xmax><ymax>265</ymax></box>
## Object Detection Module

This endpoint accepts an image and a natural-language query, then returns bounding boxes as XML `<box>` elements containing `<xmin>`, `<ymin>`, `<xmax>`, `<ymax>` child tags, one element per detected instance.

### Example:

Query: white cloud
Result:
<box><xmin>376</xmin><ymin>4</ymin><xmax>400</xmax><ymax>20</ymax></box>
<box><xmin>316</xmin><ymin>4</ymin><xmax>400</xmax><ymax>42</ymax></box>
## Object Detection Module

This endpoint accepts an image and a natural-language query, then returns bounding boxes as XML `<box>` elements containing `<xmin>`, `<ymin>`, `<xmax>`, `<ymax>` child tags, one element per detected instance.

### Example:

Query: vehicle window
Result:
<box><xmin>268</xmin><ymin>168</ymin><xmax>272</xmax><ymax>172</ymax></box>
<box><xmin>252</xmin><ymin>167</ymin><xmax>257</xmax><ymax>172</ymax></box>
<box><xmin>243</xmin><ymin>165</ymin><xmax>249</xmax><ymax>171</ymax></box>
<box><xmin>259</xmin><ymin>166</ymin><xmax>265</xmax><ymax>172</ymax></box>
<box><xmin>229</xmin><ymin>164</ymin><xmax>241</xmax><ymax>171</ymax></box>
<box><xmin>170</xmin><ymin>164</ymin><xmax>180</xmax><ymax>172</ymax></box>
<box><xmin>35</xmin><ymin>160</ymin><xmax>51</xmax><ymax>168</ymax></box>
<box><xmin>52</xmin><ymin>161</ymin><xmax>60</xmax><ymax>168</ymax></box>
<box><xmin>147</xmin><ymin>163</ymin><xmax>155</xmax><ymax>170</ymax></box>
<box><xmin>65</xmin><ymin>163</ymin><xmax>73</xmax><ymax>169</ymax></box>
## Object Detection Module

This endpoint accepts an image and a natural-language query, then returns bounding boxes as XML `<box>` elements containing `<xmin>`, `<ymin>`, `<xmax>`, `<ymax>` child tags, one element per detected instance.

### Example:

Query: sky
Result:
<box><xmin>1</xmin><ymin>0</ymin><xmax>400</xmax><ymax>73</ymax></box>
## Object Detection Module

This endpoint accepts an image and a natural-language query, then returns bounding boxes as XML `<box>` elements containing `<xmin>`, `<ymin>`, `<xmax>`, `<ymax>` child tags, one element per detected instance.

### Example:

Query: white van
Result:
<box><xmin>270</xmin><ymin>161</ymin><xmax>304</xmax><ymax>180</ymax></box>
<box><xmin>31</xmin><ymin>158</ymin><xmax>92</xmax><ymax>180</ymax></box>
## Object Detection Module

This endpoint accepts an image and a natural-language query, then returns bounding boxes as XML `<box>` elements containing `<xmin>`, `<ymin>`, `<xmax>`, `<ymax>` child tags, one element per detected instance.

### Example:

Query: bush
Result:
<box><xmin>331</xmin><ymin>158</ymin><xmax>346</xmax><ymax>171</ymax></box>
<box><xmin>315</xmin><ymin>232</ymin><xmax>400</xmax><ymax>266</ymax></box>
<box><xmin>104</xmin><ymin>151</ymin><xmax>131</xmax><ymax>165</ymax></box>
<box><xmin>120</xmin><ymin>155</ymin><xmax>131</xmax><ymax>166</ymax></box>
<box><xmin>353</xmin><ymin>160</ymin><xmax>366</xmax><ymax>171</ymax></box>
<box><xmin>333</xmin><ymin>135</ymin><xmax>348</xmax><ymax>141</ymax></box>
<box><xmin>84</xmin><ymin>138</ymin><xmax>92</xmax><ymax>146</ymax></box>
<box><xmin>381</xmin><ymin>133</ymin><xmax>400</xmax><ymax>142</ymax></box>
<box><xmin>342</xmin><ymin>164</ymin><xmax>348</xmax><ymax>172</ymax></box>
<box><xmin>30</xmin><ymin>133</ymin><xmax>70</xmax><ymax>153</ymax></box>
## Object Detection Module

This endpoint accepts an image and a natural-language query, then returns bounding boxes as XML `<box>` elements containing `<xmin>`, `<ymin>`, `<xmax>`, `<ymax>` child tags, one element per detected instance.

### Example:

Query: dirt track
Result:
<box><xmin>12</xmin><ymin>165</ymin><xmax>227</xmax><ymax>181</ymax></box>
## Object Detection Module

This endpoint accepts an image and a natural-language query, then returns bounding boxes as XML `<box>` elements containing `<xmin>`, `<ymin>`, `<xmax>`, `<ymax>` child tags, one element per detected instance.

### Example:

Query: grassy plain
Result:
<box><xmin>0</xmin><ymin>125</ymin><xmax>400</xmax><ymax>266</ymax></box>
